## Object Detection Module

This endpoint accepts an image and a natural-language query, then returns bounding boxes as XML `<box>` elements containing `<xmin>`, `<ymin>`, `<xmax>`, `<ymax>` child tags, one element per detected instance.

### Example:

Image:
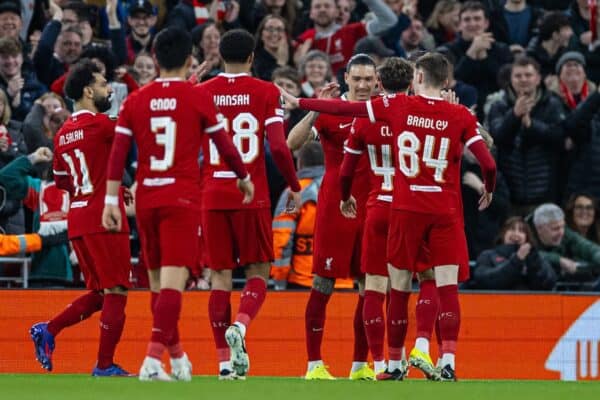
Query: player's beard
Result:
<box><xmin>94</xmin><ymin>93</ymin><xmax>112</xmax><ymax>113</ymax></box>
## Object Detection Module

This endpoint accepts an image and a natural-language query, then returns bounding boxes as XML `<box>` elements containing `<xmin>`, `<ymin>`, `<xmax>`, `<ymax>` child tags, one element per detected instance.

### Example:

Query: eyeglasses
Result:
<box><xmin>264</xmin><ymin>27</ymin><xmax>285</xmax><ymax>33</ymax></box>
<box><xmin>574</xmin><ymin>205</ymin><xmax>595</xmax><ymax>212</ymax></box>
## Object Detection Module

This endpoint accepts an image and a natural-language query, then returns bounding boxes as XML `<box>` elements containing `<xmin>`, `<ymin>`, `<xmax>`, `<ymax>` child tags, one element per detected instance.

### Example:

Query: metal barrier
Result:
<box><xmin>0</xmin><ymin>256</ymin><xmax>31</xmax><ymax>288</ymax></box>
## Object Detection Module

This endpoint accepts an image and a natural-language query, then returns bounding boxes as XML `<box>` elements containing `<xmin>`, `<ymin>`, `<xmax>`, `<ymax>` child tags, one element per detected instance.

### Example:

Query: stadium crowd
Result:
<box><xmin>0</xmin><ymin>0</ymin><xmax>599</xmax><ymax>293</ymax></box>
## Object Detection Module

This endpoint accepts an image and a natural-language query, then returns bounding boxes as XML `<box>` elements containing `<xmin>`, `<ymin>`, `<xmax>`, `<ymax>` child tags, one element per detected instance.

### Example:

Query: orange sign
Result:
<box><xmin>0</xmin><ymin>291</ymin><xmax>597</xmax><ymax>380</ymax></box>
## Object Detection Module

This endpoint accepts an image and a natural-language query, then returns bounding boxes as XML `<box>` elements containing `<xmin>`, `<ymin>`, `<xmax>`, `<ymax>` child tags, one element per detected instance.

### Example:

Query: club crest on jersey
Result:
<box><xmin>325</xmin><ymin>257</ymin><xmax>333</xmax><ymax>270</ymax></box>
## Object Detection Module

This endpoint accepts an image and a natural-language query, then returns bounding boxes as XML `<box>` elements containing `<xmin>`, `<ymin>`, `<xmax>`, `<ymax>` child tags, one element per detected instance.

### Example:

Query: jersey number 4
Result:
<box><xmin>62</xmin><ymin>149</ymin><xmax>93</xmax><ymax>196</ymax></box>
<box><xmin>209</xmin><ymin>113</ymin><xmax>259</xmax><ymax>165</ymax></box>
<box><xmin>398</xmin><ymin>131</ymin><xmax>450</xmax><ymax>182</ymax></box>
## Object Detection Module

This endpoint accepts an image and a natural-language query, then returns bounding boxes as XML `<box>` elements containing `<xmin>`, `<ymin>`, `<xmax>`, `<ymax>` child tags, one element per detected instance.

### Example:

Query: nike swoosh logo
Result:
<box><xmin>339</xmin><ymin>123</ymin><xmax>352</xmax><ymax>129</ymax></box>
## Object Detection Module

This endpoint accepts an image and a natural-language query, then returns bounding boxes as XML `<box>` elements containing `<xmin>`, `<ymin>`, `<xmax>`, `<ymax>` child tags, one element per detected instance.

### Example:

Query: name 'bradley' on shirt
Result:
<box><xmin>406</xmin><ymin>115</ymin><xmax>448</xmax><ymax>131</ymax></box>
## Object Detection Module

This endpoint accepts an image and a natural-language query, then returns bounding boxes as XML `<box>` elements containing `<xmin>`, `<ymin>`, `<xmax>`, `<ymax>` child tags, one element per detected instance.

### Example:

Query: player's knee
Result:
<box><xmin>312</xmin><ymin>275</ymin><xmax>334</xmax><ymax>295</ymax></box>
<box><xmin>104</xmin><ymin>286</ymin><xmax>127</xmax><ymax>295</ymax></box>
<box><xmin>210</xmin><ymin>269</ymin><xmax>233</xmax><ymax>291</ymax></box>
<box><xmin>246</xmin><ymin>262</ymin><xmax>270</xmax><ymax>280</ymax></box>
<box><xmin>434</xmin><ymin>265</ymin><xmax>459</xmax><ymax>287</ymax></box>
<box><xmin>365</xmin><ymin>274</ymin><xmax>388</xmax><ymax>293</ymax></box>
<box><xmin>417</xmin><ymin>269</ymin><xmax>435</xmax><ymax>282</ymax></box>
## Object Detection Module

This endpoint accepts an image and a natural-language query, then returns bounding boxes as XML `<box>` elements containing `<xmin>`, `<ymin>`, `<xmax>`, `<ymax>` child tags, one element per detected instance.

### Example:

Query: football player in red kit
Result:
<box><xmin>280</xmin><ymin>52</ymin><xmax>497</xmax><ymax>381</ymax></box>
<box><xmin>287</xmin><ymin>54</ymin><xmax>376</xmax><ymax>380</ymax></box>
<box><xmin>200</xmin><ymin>29</ymin><xmax>301</xmax><ymax>380</ymax></box>
<box><xmin>31</xmin><ymin>60</ymin><xmax>133</xmax><ymax>377</ymax></box>
<box><xmin>103</xmin><ymin>28</ymin><xmax>253</xmax><ymax>381</ymax></box>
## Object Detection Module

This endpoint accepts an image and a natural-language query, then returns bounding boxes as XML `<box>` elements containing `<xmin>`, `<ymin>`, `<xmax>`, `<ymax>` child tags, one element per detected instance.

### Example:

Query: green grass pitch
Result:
<box><xmin>1</xmin><ymin>375</ymin><xmax>599</xmax><ymax>400</ymax></box>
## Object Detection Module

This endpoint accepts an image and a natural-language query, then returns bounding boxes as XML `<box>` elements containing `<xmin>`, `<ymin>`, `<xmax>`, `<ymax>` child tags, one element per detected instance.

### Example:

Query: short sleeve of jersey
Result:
<box><xmin>344</xmin><ymin>118</ymin><xmax>367</xmax><ymax>155</ymax></box>
<box><xmin>461</xmin><ymin>108</ymin><xmax>483</xmax><ymax>147</ymax></box>
<box><xmin>366</xmin><ymin>94</ymin><xmax>399</xmax><ymax>125</ymax></box>
<box><xmin>265</xmin><ymin>84</ymin><xmax>285</xmax><ymax>127</ymax></box>
<box><xmin>115</xmin><ymin>95</ymin><xmax>134</xmax><ymax>138</ymax></box>
<box><xmin>194</xmin><ymin>86</ymin><xmax>225</xmax><ymax>134</ymax></box>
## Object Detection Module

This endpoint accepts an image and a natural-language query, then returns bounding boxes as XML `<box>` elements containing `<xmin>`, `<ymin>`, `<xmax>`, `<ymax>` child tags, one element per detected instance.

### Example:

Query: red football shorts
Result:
<box><xmin>137</xmin><ymin>206</ymin><xmax>201</xmax><ymax>270</ymax></box>
<box><xmin>71</xmin><ymin>232</ymin><xmax>131</xmax><ymax>290</ymax></box>
<box><xmin>361</xmin><ymin>202</ymin><xmax>390</xmax><ymax>276</ymax></box>
<box><xmin>202</xmin><ymin>208</ymin><xmax>273</xmax><ymax>270</ymax></box>
<box><xmin>313</xmin><ymin>205</ymin><xmax>364</xmax><ymax>279</ymax></box>
<box><xmin>387</xmin><ymin>209</ymin><xmax>462</xmax><ymax>272</ymax></box>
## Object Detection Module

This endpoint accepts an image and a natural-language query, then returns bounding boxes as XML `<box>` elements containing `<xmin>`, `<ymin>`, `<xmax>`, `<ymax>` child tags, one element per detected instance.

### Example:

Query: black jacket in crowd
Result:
<box><xmin>472</xmin><ymin>244</ymin><xmax>557</xmax><ymax>290</ymax></box>
<box><xmin>488</xmin><ymin>86</ymin><xmax>566</xmax><ymax>206</ymax></box>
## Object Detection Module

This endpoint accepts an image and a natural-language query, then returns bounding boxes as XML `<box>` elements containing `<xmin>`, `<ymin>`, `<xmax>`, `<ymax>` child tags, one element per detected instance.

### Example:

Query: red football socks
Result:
<box><xmin>97</xmin><ymin>293</ymin><xmax>127</xmax><ymax>369</ymax></box>
<box><xmin>353</xmin><ymin>294</ymin><xmax>369</xmax><ymax>362</ymax></box>
<box><xmin>235</xmin><ymin>277</ymin><xmax>267</xmax><ymax>327</ymax></box>
<box><xmin>416</xmin><ymin>279</ymin><xmax>439</xmax><ymax>339</ymax></box>
<box><xmin>148</xmin><ymin>289</ymin><xmax>182</xmax><ymax>359</ymax></box>
<box><xmin>363</xmin><ymin>290</ymin><xmax>386</xmax><ymax>362</ymax></box>
<box><xmin>47</xmin><ymin>291</ymin><xmax>104</xmax><ymax>336</ymax></box>
<box><xmin>209</xmin><ymin>289</ymin><xmax>231</xmax><ymax>362</ymax></box>
<box><xmin>387</xmin><ymin>289</ymin><xmax>410</xmax><ymax>359</ymax></box>
<box><xmin>437</xmin><ymin>284</ymin><xmax>460</xmax><ymax>355</ymax></box>
<box><xmin>305</xmin><ymin>289</ymin><xmax>331</xmax><ymax>361</ymax></box>
<box><xmin>151</xmin><ymin>291</ymin><xmax>183</xmax><ymax>358</ymax></box>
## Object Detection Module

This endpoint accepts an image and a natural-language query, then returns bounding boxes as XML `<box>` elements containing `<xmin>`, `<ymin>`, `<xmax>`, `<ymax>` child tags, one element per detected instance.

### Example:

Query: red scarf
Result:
<box><xmin>590</xmin><ymin>0</ymin><xmax>598</xmax><ymax>42</ymax></box>
<box><xmin>193</xmin><ymin>0</ymin><xmax>226</xmax><ymax>25</ymax></box>
<box><xmin>559</xmin><ymin>79</ymin><xmax>589</xmax><ymax>109</ymax></box>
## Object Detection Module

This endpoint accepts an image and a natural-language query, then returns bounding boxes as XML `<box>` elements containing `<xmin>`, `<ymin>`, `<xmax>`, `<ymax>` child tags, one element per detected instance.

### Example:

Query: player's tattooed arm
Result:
<box><xmin>287</xmin><ymin>111</ymin><xmax>319</xmax><ymax>151</ymax></box>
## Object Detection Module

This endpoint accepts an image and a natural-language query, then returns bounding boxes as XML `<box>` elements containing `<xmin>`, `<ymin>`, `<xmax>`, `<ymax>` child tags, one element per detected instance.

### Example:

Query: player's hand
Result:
<box><xmin>478</xmin><ymin>189</ymin><xmax>493</xmax><ymax>211</ymax></box>
<box><xmin>276</xmin><ymin>84</ymin><xmax>300</xmax><ymax>109</ymax></box>
<box><xmin>123</xmin><ymin>187</ymin><xmax>133</xmax><ymax>206</ymax></box>
<box><xmin>340</xmin><ymin>196</ymin><xmax>357</xmax><ymax>218</ymax></box>
<box><xmin>29</xmin><ymin>147</ymin><xmax>53</xmax><ymax>164</ymax></box>
<box><xmin>102</xmin><ymin>204</ymin><xmax>122</xmax><ymax>232</ymax></box>
<box><xmin>237</xmin><ymin>177</ymin><xmax>255</xmax><ymax>204</ymax></box>
<box><xmin>317</xmin><ymin>82</ymin><xmax>340</xmax><ymax>99</ymax></box>
<box><xmin>285</xmin><ymin>190</ymin><xmax>301</xmax><ymax>214</ymax></box>
<box><xmin>441</xmin><ymin>89</ymin><xmax>459</xmax><ymax>105</ymax></box>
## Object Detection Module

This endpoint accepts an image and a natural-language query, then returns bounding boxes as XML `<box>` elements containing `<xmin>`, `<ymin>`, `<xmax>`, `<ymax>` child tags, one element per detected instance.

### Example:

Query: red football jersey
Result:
<box><xmin>53</xmin><ymin>110</ymin><xmax>128</xmax><ymax>238</ymax></box>
<box><xmin>366</xmin><ymin>94</ymin><xmax>482</xmax><ymax>215</ymax></box>
<box><xmin>313</xmin><ymin>111</ymin><xmax>370</xmax><ymax>215</ymax></box>
<box><xmin>297</xmin><ymin>23</ymin><xmax>367</xmax><ymax>74</ymax></box>
<box><xmin>200</xmin><ymin>73</ymin><xmax>284</xmax><ymax>210</ymax></box>
<box><xmin>345</xmin><ymin>116</ymin><xmax>395</xmax><ymax>208</ymax></box>
<box><xmin>116</xmin><ymin>78</ymin><xmax>224</xmax><ymax>210</ymax></box>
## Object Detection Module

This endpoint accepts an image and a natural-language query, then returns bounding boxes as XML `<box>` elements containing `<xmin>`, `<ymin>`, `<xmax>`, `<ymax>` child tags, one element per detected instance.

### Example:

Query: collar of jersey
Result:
<box><xmin>71</xmin><ymin>110</ymin><xmax>95</xmax><ymax>117</ymax></box>
<box><xmin>155</xmin><ymin>77</ymin><xmax>184</xmax><ymax>82</ymax></box>
<box><xmin>418</xmin><ymin>94</ymin><xmax>443</xmax><ymax>101</ymax></box>
<box><xmin>218</xmin><ymin>72</ymin><xmax>250</xmax><ymax>78</ymax></box>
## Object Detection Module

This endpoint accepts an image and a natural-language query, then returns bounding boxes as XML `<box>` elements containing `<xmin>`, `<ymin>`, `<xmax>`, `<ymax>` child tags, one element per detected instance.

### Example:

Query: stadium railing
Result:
<box><xmin>0</xmin><ymin>256</ymin><xmax>31</xmax><ymax>288</ymax></box>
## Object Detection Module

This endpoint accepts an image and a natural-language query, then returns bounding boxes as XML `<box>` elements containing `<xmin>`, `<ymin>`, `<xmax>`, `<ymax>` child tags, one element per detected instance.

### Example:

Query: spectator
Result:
<box><xmin>253</xmin><ymin>14</ymin><xmax>293</xmax><ymax>81</ymax></box>
<box><xmin>0</xmin><ymin>89</ymin><xmax>26</xmax><ymax>168</ymax></box>
<box><xmin>488</xmin><ymin>56</ymin><xmax>566</xmax><ymax>214</ymax></box>
<box><xmin>131</xmin><ymin>51</ymin><xmax>157</xmax><ymax>86</ymax></box>
<box><xmin>547</xmin><ymin>51</ymin><xmax>595</xmax><ymax>112</ymax></box>
<box><xmin>438</xmin><ymin>48</ymin><xmax>478</xmax><ymax>109</ymax></box>
<box><xmin>34</xmin><ymin>9</ymin><xmax>84</xmax><ymax>88</ymax></box>
<box><xmin>337</xmin><ymin>0</ymin><xmax>353</xmax><ymax>26</ymax></box>
<box><xmin>426</xmin><ymin>0</ymin><xmax>460</xmax><ymax>46</ymax></box>
<box><xmin>561</xmin><ymin>83</ymin><xmax>600</xmax><ymax>198</ymax></box>
<box><xmin>22</xmin><ymin>93</ymin><xmax>68</xmax><ymax>153</ymax></box>
<box><xmin>0</xmin><ymin>151</ymin><xmax>72</xmax><ymax>286</ymax></box>
<box><xmin>271</xmin><ymin>141</ymin><xmax>352</xmax><ymax>290</ymax></box>
<box><xmin>526</xmin><ymin>12</ymin><xmax>573</xmax><ymax>78</ymax></box>
<box><xmin>61</xmin><ymin>1</ymin><xmax>96</xmax><ymax>47</ymax></box>
<box><xmin>124</xmin><ymin>0</ymin><xmax>157</xmax><ymax>65</ymax></box>
<box><xmin>0</xmin><ymin>1</ymin><xmax>22</xmax><ymax>41</ymax></box>
<box><xmin>377</xmin><ymin>0</ymin><xmax>412</xmax><ymax>57</ymax></box>
<box><xmin>239</xmin><ymin>0</ymin><xmax>298</xmax><ymax>34</ymax></box>
<box><xmin>167</xmin><ymin>0</ymin><xmax>241</xmax><ymax>32</ymax></box>
<box><xmin>192</xmin><ymin>21</ymin><xmax>222</xmax><ymax>80</ymax></box>
<box><xmin>0</xmin><ymin>36</ymin><xmax>45</xmax><ymax>121</ymax></box>
<box><xmin>567</xmin><ymin>0</ymin><xmax>600</xmax><ymax>82</ymax></box>
<box><xmin>490</xmin><ymin>0</ymin><xmax>543</xmax><ymax>53</ymax></box>
<box><xmin>271</xmin><ymin>66</ymin><xmax>308</xmax><ymax>135</ymax></box>
<box><xmin>299</xmin><ymin>50</ymin><xmax>332</xmax><ymax>97</ymax></box>
<box><xmin>565</xmin><ymin>192</ymin><xmax>600</xmax><ymax>244</ymax></box>
<box><xmin>294</xmin><ymin>0</ymin><xmax>397</xmax><ymax>74</ymax></box>
<box><xmin>462</xmin><ymin>145</ymin><xmax>511</xmax><ymax>259</ymax></box>
<box><xmin>531</xmin><ymin>203</ymin><xmax>600</xmax><ymax>290</ymax></box>
<box><xmin>444</xmin><ymin>1</ymin><xmax>513</xmax><ymax>118</ymax></box>
<box><xmin>398</xmin><ymin>16</ymin><xmax>428</xmax><ymax>58</ymax></box>
<box><xmin>472</xmin><ymin>216</ymin><xmax>557</xmax><ymax>290</ymax></box>
<box><xmin>353</xmin><ymin>36</ymin><xmax>394</xmax><ymax>65</ymax></box>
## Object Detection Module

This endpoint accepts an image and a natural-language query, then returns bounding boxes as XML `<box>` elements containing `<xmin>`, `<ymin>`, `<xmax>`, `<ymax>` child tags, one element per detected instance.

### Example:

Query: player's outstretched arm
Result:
<box><xmin>287</xmin><ymin>112</ymin><xmax>319</xmax><ymax>151</ymax></box>
<box><xmin>298</xmin><ymin>98</ymin><xmax>369</xmax><ymax>117</ymax></box>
